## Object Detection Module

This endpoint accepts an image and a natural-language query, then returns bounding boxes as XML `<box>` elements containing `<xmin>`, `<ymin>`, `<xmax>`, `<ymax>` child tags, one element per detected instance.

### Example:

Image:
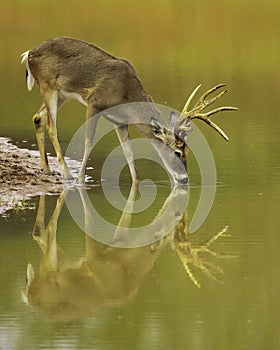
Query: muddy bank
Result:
<box><xmin>0</xmin><ymin>137</ymin><xmax>81</xmax><ymax>215</ymax></box>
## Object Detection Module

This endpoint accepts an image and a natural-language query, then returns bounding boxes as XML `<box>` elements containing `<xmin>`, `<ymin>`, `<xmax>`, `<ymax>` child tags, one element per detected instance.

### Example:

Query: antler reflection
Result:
<box><xmin>171</xmin><ymin>219</ymin><xmax>231</xmax><ymax>288</ymax></box>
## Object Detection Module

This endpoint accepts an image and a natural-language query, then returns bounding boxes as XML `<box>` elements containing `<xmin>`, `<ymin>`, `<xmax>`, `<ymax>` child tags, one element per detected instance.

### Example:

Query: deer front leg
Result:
<box><xmin>111</xmin><ymin>182</ymin><xmax>139</xmax><ymax>246</ymax></box>
<box><xmin>115</xmin><ymin>125</ymin><xmax>139</xmax><ymax>185</ymax></box>
<box><xmin>78</xmin><ymin>103</ymin><xmax>100</xmax><ymax>184</ymax></box>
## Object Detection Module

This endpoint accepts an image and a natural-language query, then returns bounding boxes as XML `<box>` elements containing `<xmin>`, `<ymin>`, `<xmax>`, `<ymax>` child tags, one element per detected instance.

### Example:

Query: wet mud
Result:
<box><xmin>0</xmin><ymin>138</ymin><xmax>80</xmax><ymax>214</ymax></box>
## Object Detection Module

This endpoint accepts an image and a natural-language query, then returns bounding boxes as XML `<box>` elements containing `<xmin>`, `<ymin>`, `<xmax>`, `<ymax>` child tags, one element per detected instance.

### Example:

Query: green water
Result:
<box><xmin>1</xmin><ymin>0</ymin><xmax>280</xmax><ymax>349</ymax></box>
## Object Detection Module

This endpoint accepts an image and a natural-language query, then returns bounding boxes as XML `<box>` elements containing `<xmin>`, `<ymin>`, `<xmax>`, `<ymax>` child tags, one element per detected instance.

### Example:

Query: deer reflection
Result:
<box><xmin>23</xmin><ymin>185</ymin><xmax>229</xmax><ymax>321</ymax></box>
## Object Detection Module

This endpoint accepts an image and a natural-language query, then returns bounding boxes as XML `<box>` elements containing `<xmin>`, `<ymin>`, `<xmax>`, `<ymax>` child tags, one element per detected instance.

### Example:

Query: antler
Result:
<box><xmin>178</xmin><ymin>84</ymin><xmax>238</xmax><ymax>142</ymax></box>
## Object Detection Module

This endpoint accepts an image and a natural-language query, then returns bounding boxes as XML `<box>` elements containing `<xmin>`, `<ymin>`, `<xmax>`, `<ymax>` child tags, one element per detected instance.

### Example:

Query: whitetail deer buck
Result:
<box><xmin>21</xmin><ymin>37</ymin><xmax>237</xmax><ymax>184</ymax></box>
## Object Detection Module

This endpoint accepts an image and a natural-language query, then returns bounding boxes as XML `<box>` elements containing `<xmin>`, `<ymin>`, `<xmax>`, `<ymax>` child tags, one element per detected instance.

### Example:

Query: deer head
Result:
<box><xmin>151</xmin><ymin>84</ymin><xmax>238</xmax><ymax>164</ymax></box>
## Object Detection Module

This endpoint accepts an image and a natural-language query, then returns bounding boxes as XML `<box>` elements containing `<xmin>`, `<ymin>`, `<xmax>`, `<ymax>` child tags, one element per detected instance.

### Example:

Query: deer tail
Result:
<box><xmin>21</xmin><ymin>51</ymin><xmax>34</xmax><ymax>91</ymax></box>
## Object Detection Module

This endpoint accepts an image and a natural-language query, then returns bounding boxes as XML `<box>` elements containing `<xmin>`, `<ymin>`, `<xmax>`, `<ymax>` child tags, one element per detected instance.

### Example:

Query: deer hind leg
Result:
<box><xmin>32</xmin><ymin>194</ymin><xmax>47</xmax><ymax>251</ymax></box>
<box><xmin>78</xmin><ymin>103</ymin><xmax>101</xmax><ymax>184</ymax></box>
<box><xmin>33</xmin><ymin>105</ymin><xmax>50</xmax><ymax>174</ymax></box>
<box><xmin>43</xmin><ymin>89</ymin><xmax>73</xmax><ymax>180</ymax></box>
<box><xmin>33</xmin><ymin>95</ymin><xmax>66</xmax><ymax>175</ymax></box>
<box><xmin>115</xmin><ymin>125</ymin><xmax>139</xmax><ymax>184</ymax></box>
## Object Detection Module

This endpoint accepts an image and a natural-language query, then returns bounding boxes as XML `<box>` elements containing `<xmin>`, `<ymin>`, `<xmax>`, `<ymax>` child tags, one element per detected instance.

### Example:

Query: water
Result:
<box><xmin>1</xmin><ymin>0</ymin><xmax>280</xmax><ymax>349</ymax></box>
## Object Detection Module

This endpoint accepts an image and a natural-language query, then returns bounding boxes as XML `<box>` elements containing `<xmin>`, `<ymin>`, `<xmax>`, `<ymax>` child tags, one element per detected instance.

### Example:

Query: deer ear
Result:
<box><xmin>169</xmin><ymin>111</ymin><xmax>178</xmax><ymax>129</ymax></box>
<box><xmin>151</xmin><ymin>117</ymin><xmax>166</xmax><ymax>140</ymax></box>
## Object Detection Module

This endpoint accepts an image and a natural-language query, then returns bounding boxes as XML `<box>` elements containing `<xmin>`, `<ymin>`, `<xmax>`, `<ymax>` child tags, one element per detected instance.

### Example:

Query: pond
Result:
<box><xmin>1</xmin><ymin>1</ymin><xmax>280</xmax><ymax>349</ymax></box>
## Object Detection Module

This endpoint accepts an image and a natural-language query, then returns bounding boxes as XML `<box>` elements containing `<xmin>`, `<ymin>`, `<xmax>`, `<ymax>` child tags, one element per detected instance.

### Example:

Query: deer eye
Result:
<box><xmin>178</xmin><ymin>130</ymin><xmax>185</xmax><ymax>140</ymax></box>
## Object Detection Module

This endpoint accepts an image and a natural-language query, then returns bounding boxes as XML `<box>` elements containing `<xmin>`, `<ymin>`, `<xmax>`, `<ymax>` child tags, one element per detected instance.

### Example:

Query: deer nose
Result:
<box><xmin>176</xmin><ymin>177</ymin><xmax>188</xmax><ymax>185</ymax></box>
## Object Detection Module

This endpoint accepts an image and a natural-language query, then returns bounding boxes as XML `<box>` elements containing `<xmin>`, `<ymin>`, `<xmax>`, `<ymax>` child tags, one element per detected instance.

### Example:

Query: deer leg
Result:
<box><xmin>111</xmin><ymin>182</ymin><xmax>139</xmax><ymax>246</ymax></box>
<box><xmin>33</xmin><ymin>105</ymin><xmax>50</xmax><ymax>174</ymax></box>
<box><xmin>46</xmin><ymin>191</ymin><xmax>66</xmax><ymax>241</ymax></box>
<box><xmin>40</xmin><ymin>191</ymin><xmax>66</xmax><ymax>271</ymax></box>
<box><xmin>44</xmin><ymin>90</ymin><xmax>72</xmax><ymax>180</ymax></box>
<box><xmin>78</xmin><ymin>104</ymin><xmax>100</xmax><ymax>184</ymax></box>
<box><xmin>115</xmin><ymin>125</ymin><xmax>139</xmax><ymax>184</ymax></box>
<box><xmin>32</xmin><ymin>195</ymin><xmax>47</xmax><ymax>251</ymax></box>
<box><xmin>33</xmin><ymin>96</ymin><xmax>66</xmax><ymax>175</ymax></box>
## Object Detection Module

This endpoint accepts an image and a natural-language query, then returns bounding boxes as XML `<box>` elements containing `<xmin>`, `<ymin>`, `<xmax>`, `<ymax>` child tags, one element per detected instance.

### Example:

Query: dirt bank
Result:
<box><xmin>0</xmin><ymin>137</ymin><xmax>81</xmax><ymax>215</ymax></box>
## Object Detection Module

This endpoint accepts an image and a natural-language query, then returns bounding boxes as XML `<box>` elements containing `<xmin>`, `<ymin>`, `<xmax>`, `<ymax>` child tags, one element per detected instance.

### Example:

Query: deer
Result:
<box><xmin>21</xmin><ymin>37</ymin><xmax>237</xmax><ymax>185</ymax></box>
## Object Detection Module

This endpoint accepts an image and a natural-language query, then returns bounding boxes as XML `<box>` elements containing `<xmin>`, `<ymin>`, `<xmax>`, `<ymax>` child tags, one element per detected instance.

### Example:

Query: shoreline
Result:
<box><xmin>0</xmin><ymin>137</ymin><xmax>81</xmax><ymax>215</ymax></box>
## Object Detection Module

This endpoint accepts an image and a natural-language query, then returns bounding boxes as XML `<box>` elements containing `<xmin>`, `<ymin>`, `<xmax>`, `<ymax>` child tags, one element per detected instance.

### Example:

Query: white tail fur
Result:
<box><xmin>21</xmin><ymin>51</ymin><xmax>34</xmax><ymax>91</ymax></box>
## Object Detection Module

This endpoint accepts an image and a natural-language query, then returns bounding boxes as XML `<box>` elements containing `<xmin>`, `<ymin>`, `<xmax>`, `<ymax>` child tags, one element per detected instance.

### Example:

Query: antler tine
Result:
<box><xmin>203</xmin><ymin>106</ymin><xmax>239</xmax><ymax>118</ymax></box>
<box><xmin>179</xmin><ymin>84</ymin><xmax>202</xmax><ymax>118</ymax></box>
<box><xmin>194</xmin><ymin>105</ymin><xmax>238</xmax><ymax>141</ymax></box>
<box><xmin>192</xmin><ymin>83</ymin><xmax>227</xmax><ymax>111</ymax></box>
<box><xmin>179</xmin><ymin>84</ymin><xmax>229</xmax><ymax>121</ymax></box>
<box><xmin>198</xmin><ymin>83</ymin><xmax>226</xmax><ymax>101</ymax></box>
<box><xmin>195</xmin><ymin>116</ymin><xmax>230</xmax><ymax>141</ymax></box>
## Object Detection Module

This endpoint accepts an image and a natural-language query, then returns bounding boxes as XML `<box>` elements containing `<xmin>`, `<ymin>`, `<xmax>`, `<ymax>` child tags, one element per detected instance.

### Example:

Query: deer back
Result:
<box><xmin>28</xmin><ymin>37</ymin><xmax>150</xmax><ymax>107</ymax></box>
